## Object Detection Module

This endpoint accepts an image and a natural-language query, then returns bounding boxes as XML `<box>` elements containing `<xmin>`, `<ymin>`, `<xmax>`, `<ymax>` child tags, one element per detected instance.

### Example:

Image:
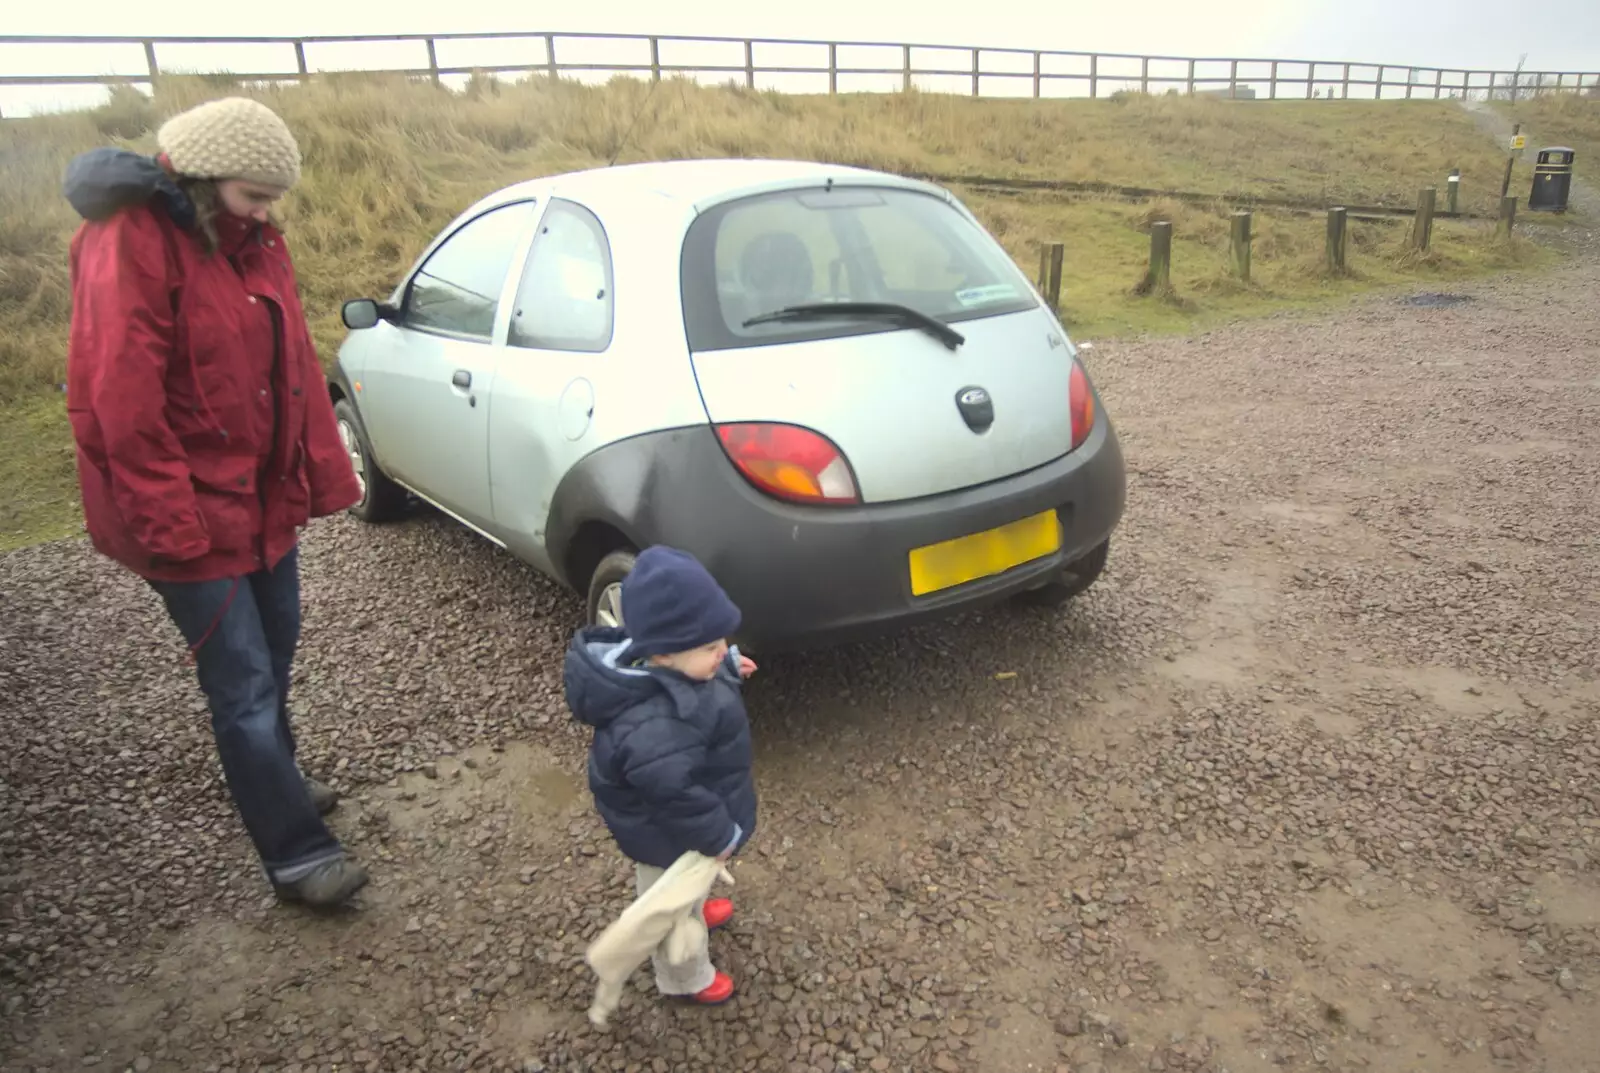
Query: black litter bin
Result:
<box><xmin>1528</xmin><ymin>147</ymin><xmax>1575</xmax><ymax>213</ymax></box>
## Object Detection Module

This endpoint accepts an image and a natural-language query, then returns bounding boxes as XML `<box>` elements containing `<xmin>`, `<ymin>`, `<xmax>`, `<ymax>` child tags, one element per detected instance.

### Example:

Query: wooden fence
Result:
<box><xmin>2</xmin><ymin>32</ymin><xmax>1598</xmax><ymax>107</ymax></box>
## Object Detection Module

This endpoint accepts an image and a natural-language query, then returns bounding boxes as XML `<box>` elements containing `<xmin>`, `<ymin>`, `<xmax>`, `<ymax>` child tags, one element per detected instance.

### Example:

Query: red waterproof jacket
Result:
<box><xmin>63</xmin><ymin>149</ymin><xmax>360</xmax><ymax>583</ymax></box>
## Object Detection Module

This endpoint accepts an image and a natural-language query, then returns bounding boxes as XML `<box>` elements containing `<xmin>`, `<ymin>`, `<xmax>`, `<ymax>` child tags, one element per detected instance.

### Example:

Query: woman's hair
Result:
<box><xmin>173</xmin><ymin>176</ymin><xmax>283</xmax><ymax>255</ymax></box>
<box><xmin>174</xmin><ymin>177</ymin><xmax>224</xmax><ymax>255</ymax></box>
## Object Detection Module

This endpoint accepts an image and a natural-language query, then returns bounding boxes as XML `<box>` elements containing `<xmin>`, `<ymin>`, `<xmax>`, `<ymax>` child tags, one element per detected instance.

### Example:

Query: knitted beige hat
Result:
<box><xmin>156</xmin><ymin>97</ymin><xmax>301</xmax><ymax>190</ymax></box>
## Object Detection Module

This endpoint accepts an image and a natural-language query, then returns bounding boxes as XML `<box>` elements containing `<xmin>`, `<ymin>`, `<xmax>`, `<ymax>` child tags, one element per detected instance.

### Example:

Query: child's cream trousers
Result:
<box><xmin>634</xmin><ymin>862</ymin><xmax>715</xmax><ymax>996</ymax></box>
<box><xmin>584</xmin><ymin>850</ymin><xmax>731</xmax><ymax>1026</ymax></box>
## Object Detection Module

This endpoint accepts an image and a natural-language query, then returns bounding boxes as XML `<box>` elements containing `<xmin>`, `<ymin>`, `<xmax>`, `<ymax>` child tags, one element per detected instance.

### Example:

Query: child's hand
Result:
<box><xmin>737</xmin><ymin>654</ymin><xmax>757</xmax><ymax>679</ymax></box>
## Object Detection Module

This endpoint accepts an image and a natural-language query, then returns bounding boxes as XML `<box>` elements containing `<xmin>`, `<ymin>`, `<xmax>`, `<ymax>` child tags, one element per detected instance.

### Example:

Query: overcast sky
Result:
<box><xmin>4</xmin><ymin>0</ymin><xmax>1597</xmax><ymax>116</ymax></box>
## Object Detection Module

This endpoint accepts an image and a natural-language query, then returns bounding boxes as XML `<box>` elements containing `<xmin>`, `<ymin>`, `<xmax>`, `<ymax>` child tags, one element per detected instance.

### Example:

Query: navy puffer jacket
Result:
<box><xmin>563</xmin><ymin>625</ymin><xmax>758</xmax><ymax>869</ymax></box>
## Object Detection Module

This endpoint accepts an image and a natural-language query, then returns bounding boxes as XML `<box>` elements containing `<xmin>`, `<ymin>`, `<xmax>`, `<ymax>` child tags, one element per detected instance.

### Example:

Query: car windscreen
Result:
<box><xmin>680</xmin><ymin>184</ymin><xmax>1039</xmax><ymax>352</ymax></box>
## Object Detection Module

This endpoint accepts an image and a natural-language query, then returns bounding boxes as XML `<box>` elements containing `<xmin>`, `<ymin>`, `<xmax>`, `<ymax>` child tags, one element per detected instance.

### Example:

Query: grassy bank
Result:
<box><xmin>0</xmin><ymin>74</ymin><xmax>1553</xmax><ymax>550</ymax></box>
<box><xmin>1493</xmin><ymin>94</ymin><xmax>1600</xmax><ymax>177</ymax></box>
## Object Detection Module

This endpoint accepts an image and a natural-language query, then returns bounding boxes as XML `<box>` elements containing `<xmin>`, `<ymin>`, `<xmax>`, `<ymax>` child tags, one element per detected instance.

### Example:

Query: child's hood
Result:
<box><xmin>563</xmin><ymin>625</ymin><xmax>706</xmax><ymax>730</ymax></box>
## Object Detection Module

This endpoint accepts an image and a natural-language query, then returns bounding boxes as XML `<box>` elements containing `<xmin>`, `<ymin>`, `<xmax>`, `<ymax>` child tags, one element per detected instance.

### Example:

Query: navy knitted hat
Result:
<box><xmin>621</xmin><ymin>546</ymin><xmax>742</xmax><ymax>658</ymax></box>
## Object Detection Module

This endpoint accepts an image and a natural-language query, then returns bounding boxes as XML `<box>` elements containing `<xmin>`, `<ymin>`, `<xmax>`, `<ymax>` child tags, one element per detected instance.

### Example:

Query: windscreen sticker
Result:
<box><xmin>954</xmin><ymin>283</ymin><xmax>1019</xmax><ymax>306</ymax></box>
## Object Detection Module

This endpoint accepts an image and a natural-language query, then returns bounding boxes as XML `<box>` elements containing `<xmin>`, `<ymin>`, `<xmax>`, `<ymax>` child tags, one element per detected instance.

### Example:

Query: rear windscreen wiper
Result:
<box><xmin>742</xmin><ymin>302</ymin><xmax>966</xmax><ymax>351</ymax></box>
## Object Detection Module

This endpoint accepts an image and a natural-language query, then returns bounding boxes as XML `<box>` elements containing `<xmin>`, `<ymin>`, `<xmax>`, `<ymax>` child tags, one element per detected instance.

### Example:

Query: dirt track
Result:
<box><xmin>3</xmin><ymin>257</ymin><xmax>1599</xmax><ymax>1073</ymax></box>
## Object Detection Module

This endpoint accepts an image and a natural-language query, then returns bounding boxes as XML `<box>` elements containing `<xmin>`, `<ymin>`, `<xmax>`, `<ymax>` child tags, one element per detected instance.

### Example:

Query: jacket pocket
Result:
<box><xmin>186</xmin><ymin>454</ymin><xmax>260</xmax><ymax>555</ymax></box>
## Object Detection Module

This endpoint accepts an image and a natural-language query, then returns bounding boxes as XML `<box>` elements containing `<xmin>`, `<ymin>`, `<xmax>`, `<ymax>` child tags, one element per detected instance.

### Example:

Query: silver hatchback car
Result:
<box><xmin>329</xmin><ymin>159</ymin><xmax>1125</xmax><ymax>653</ymax></box>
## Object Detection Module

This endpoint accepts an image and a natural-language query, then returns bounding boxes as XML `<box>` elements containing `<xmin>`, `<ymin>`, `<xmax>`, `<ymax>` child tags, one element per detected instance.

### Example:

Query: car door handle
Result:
<box><xmin>451</xmin><ymin>369</ymin><xmax>472</xmax><ymax>390</ymax></box>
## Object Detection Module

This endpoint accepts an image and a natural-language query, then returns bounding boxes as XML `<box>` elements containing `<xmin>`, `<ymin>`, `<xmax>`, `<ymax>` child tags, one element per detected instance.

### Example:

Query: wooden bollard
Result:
<box><xmin>1498</xmin><ymin>195</ymin><xmax>1518</xmax><ymax>236</ymax></box>
<box><xmin>1143</xmin><ymin>221</ymin><xmax>1173</xmax><ymax>294</ymax></box>
<box><xmin>1229</xmin><ymin>211</ymin><xmax>1252</xmax><ymax>281</ymax></box>
<box><xmin>1325</xmin><ymin>207</ymin><xmax>1348</xmax><ymax>273</ymax></box>
<box><xmin>1411</xmin><ymin>187</ymin><xmax>1436</xmax><ymax>251</ymax></box>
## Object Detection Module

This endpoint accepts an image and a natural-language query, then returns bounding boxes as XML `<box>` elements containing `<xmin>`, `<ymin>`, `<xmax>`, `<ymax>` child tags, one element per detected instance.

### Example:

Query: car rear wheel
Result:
<box><xmin>333</xmin><ymin>398</ymin><xmax>407</xmax><ymax>523</ymax></box>
<box><xmin>1014</xmin><ymin>538</ymin><xmax>1109</xmax><ymax>608</ymax></box>
<box><xmin>586</xmin><ymin>548</ymin><xmax>638</xmax><ymax>629</ymax></box>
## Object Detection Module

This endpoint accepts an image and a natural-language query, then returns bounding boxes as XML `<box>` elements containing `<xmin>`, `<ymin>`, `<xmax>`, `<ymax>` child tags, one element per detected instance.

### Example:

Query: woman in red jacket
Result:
<box><xmin>64</xmin><ymin>97</ymin><xmax>367</xmax><ymax>907</ymax></box>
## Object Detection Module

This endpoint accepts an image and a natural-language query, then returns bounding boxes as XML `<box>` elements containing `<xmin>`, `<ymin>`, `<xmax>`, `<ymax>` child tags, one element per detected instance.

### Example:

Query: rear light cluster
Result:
<box><xmin>1069</xmin><ymin>360</ymin><xmax>1096</xmax><ymax>450</ymax></box>
<box><xmin>715</xmin><ymin>423</ymin><xmax>861</xmax><ymax>505</ymax></box>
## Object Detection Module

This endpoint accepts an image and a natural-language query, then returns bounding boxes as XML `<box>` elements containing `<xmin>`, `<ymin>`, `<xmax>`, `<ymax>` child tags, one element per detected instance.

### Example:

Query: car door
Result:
<box><xmin>358</xmin><ymin>198</ymin><xmax>541</xmax><ymax>532</ymax></box>
<box><xmin>488</xmin><ymin>198</ymin><xmax>617</xmax><ymax>571</ymax></box>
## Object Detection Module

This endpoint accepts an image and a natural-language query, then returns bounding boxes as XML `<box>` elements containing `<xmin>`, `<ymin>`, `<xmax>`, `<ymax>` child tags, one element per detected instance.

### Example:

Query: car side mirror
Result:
<box><xmin>342</xmin><ymin>298</ymin><xmax>393</xmax><ymax>331</ymax></box>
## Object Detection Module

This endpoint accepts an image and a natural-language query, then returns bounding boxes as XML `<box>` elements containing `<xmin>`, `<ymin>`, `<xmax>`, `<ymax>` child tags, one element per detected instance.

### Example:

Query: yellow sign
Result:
<box><xmin>1511</xmin><ymin>134</ymin><xmax>1526</xmax><ymax>151</ymax></box>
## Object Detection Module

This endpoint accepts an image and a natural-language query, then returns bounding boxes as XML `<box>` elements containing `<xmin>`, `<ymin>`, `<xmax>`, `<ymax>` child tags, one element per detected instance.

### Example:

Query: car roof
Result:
<box><xmin>480</xmin><ymin>158</ymin><xmax>950</xmax><ymax>216</ymax></box>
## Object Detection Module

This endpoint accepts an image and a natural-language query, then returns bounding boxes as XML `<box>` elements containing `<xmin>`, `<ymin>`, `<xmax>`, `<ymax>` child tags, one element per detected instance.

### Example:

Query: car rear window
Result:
<box><xmin>680</xmin><ymin>184</ymin><xmax>1039</xmax><ymax>352</ymax></box>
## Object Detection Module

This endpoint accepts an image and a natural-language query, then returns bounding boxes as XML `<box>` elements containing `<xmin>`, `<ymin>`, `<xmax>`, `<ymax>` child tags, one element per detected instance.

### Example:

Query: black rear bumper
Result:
<box><xmin>545</xmin><ymin>414</ymin><xmax>1126</xmax><ymax>654</ymax></box>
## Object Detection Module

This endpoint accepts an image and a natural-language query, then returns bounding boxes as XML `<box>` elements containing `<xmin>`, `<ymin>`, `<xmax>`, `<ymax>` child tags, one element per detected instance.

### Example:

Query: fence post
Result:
<box><xmin>293</xmin><ymin>40</ymin><xmax>308</xmax><ymax>79</ymax></box>
<box><xmin>1325</xmin><ymin>207</ymin><xmax>1348</xmax><ymax>273</ymax></box>
<box><xmin>745</xmin><ymin>41</ymin><xmax>755</xmax><ymax>89</ymax></box>
<box><xmin>143</xmin><ymin>40</ymin><xmax>160</xmax><ymax>86</ymax></box>
<box><xmin>1446</xmin><ymin>168</ymin><xmax>1460</xmax><ymax>214</ymax></box>
<box><xmin>1229</xmin><ymin>211</ymin><xmax>1252</xmax><ymax>281</ymax></box>
<box><xmin>1229</xmin><ymin>58</ymin><xmax>1239</xmax><ymax>98</ymax></box>
<box><xmin>1141</xmin><ymin>56</ymin><xmax>1150</xmax><ymax>95</ymax></box>
<box><xmin>902</xmin><ymin>45</ymin><xmax>911</xmax><ymax>93</ymax></box>
<box><xmin>1089</xmin><ymin>54</ymin><xmax>1098</xmax><ymax>98</ymax></box>
<box><xmin>1411</xmin><ymin>188</ymin><xmax>1436</xmax><ymax>250</ymax></box>
<box><xmin>1143</xmin><ymin>222</ymin><xmax>1173</xmax><ymax>294</ymax></box>
<box><xmin>829</xmin><ymin>43</ymin><xmax>838</xmax><ymax>95</ymax></box>
<box><xmin>1033</xmin><ymin>51</ymin><xmax>1042</xmax><ymax>99</ymax></box>
<box><xmin>650</xmin><ymin>37</ymin><xmax>661</xmax><ymax>82</ymax></box>
<box><xmin>1045</xmin><ymin>243</ymin><xmax>1064</xmax><ymax>311</ymax></box>
<box><xmin>1500</xmin><ymin>122</ymin><xmax>1520</xmax><ymax>199</ymax></box>
<box><xmin>1434</xmin><ymin>68</ymin><xmax>1444</xmax><ymax>98</ymax></box>
<box><xmin>1306</xmin><ymin>64</ymin><xmax>1315</xmax><ymax>99</ymax></box>
<box><xmin>1188</xmin><ymin>58</ymin><xmax>1196</xmax><ymax>95</ymax></box>
<box><xmin>545</xmin><ymin>34</ymin><xmax>558</xmax><ymax>81</ymax></box>
<box><xmin>425</xmin><ymin>38</ymin><xmax>440</xmax><ymax>85</ymax></box>
<box><xmin>1498</xmin><ymin>195</ymin><xmax>1518</xmax><ymax>236</ymax></box>
<box><xmin>971</xmin><ymin>48</ymin><xmax>980</xmax><ymax>97</ymax></box>
<box><xmin>1270</xmin><ymin>60</ymin><xmax>1278</xmax><ymax>99</ymax></box>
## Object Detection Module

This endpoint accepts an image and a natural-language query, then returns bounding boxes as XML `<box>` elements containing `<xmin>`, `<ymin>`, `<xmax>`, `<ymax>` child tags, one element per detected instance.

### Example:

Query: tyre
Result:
<box><xmin>333</xmin><ymin>398</ymin><xmax>407</xmax><ymax>523</ymax></box>
<box><xmin>1014</xmin><ymin>538</ymin><xmax>1110</xmax><ymax>608</ymax></box>
<box><xmin>586</xmin><ymin>548</ymin><xmax>638</xmax><ymax>629</ymax></box>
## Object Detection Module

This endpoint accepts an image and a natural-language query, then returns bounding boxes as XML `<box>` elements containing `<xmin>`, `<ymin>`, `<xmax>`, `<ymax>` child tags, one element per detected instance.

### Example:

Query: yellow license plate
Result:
<box><xmin>908</xmin><ymin>510</ymin><xmax>1062</xmax><ymax>596</ymax></box>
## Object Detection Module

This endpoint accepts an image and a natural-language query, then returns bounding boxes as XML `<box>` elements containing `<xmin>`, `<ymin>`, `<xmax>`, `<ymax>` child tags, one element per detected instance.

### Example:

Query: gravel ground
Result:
<box><xmin>3</xmin><ymin>255</ymin><xmax>1599</xmax><ymax>1073</ymax></box>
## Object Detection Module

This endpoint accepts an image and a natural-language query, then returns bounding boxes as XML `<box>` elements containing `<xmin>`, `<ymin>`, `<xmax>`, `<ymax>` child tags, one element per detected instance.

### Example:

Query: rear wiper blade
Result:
<box><xmin>741</xmin><ymin>302</ymin><xmax>965</xmax><ymax>351</ymax></box>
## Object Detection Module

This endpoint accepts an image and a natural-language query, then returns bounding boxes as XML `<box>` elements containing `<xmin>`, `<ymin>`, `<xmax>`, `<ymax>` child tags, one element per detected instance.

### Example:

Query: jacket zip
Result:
<box><xmin>262</xmin><ymin>297</ymin><xmax>283</xmax><ymax>568</ymax></box>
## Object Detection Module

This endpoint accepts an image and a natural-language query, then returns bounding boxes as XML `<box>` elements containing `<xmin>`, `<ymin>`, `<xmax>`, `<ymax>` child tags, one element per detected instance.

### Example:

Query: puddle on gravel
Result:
<box><xmin>380</xmin><ymin>742</ymin><xmax>583</xmax><ymax>832</ymax></box>
<box><xmin>1403</xmin><ymin>292</ymin><xmax>1475</xmax><ymax>308</ymax></box>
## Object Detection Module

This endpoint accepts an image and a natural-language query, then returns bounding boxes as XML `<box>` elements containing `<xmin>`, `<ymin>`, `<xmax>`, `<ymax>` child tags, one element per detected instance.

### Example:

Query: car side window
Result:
<box><xmin>404</xmin><ymin>200</ymin><xmax>538</xmax><ymax>340</ymax></box>
<box><xmin>508</xmin><ymin>199</ymin><xmax>614</xmax><ymax>353</ymax></box>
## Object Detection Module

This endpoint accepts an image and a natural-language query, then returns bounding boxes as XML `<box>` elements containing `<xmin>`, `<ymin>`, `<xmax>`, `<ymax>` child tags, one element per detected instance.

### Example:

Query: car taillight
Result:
<box><xmin>715</xmin><ymin>422</ymin><xmax>860</xmax><ymax>505</ymax></box>
<box><xmin>1070</xmin><ymin>361</ymin><xmax>1096</xmax><ymax>450</ymax></box>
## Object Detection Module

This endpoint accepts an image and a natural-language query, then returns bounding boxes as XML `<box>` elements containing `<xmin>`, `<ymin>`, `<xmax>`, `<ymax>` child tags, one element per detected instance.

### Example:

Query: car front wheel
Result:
<box><xmin>1014</xmin><ymin>538</ymin><xmax>1110</xmax><ymax>608</ymax></box>
<box><xmin>333</xmin><ymin>398</ymin><xmax>407</xmax><ymax>523</ymax></box>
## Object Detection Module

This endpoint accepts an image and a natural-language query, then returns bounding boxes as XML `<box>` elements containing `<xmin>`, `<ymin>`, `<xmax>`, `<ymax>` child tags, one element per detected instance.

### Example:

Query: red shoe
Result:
<box><xmin>702</xmin><ymin>897</ymin><xmax>734</xmax><ymax>931</ymax></box>
<box><xmin>689</xmin><ymin>970</ymin><xmax>735</xmax><ymax>1005</ymax></box>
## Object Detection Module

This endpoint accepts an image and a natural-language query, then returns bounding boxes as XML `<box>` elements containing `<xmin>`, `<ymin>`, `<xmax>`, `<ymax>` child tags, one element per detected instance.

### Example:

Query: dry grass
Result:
<box><xmin>1492</xmin><ymin>94</ymin><xmax>1600</xmax><ymax>178</ymax></box>
<box><xmin>0</xmin><ymin>73</ymin><xmax>1558</xmax><ymax>549</ymax></box>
